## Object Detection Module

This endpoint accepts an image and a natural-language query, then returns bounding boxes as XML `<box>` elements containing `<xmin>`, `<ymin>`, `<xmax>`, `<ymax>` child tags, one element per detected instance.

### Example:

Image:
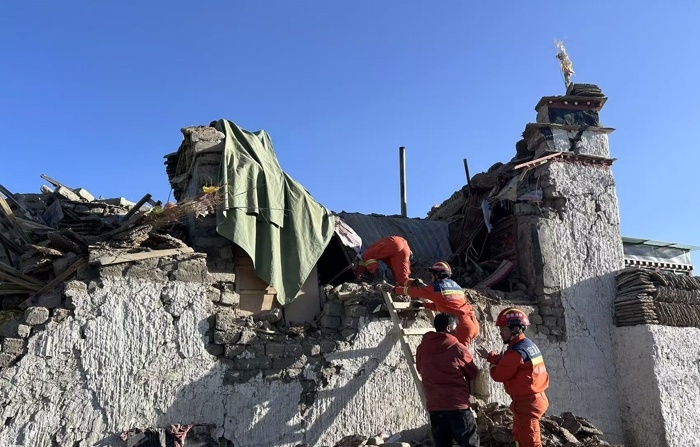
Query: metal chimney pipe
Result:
<box><xmin>399</xmin><ymin>146</ymin><xmax>407</xmax><ymax>217</ymax></box>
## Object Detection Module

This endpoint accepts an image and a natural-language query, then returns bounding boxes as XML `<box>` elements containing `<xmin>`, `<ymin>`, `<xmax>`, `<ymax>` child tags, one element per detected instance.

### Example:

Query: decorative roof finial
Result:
<box><xmin>555</xmin><ymin>40</ymin><xmax>575</xmax><ymax>89</ymax></box>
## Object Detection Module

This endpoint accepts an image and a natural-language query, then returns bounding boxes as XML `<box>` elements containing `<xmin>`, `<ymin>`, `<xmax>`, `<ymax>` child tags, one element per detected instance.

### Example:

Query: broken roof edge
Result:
<box><xmin>622</xmin><ymin>236</ymin><xmax>700</xmax><ymax>251</ymax></box>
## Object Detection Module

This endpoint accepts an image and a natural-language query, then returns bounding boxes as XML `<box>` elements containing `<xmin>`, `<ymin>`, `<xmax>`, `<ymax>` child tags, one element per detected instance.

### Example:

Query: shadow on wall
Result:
<box><xmin>98</xmin><ymin>316</ymin><xmax>426</xmax><ymax>447</ymax></box>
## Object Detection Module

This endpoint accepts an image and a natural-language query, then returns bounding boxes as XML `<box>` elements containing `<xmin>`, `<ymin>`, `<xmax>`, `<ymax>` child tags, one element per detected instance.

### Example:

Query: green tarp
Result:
<box><xmin>213</xmin><ymin>120</ymin><xmax>335</xmax><ymax>305</ymax></box>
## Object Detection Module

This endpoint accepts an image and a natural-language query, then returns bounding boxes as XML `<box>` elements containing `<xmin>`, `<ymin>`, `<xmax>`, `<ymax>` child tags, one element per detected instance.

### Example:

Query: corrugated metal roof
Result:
<box><xmin>337</xmin><ymin>212</ymin><xmax>452</xmax><ymax>264</ymax></box>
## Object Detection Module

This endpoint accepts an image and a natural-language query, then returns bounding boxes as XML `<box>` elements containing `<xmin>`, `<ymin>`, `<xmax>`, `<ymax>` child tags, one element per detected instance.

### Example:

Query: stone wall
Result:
<box><xmin>614</xmin><ymin>324</ymin><xmax>700</xmax><ymax>447</ymax></box>
<box><xmin>0</xmin><ymin>256</ymin><xmax>428</xmax><ymax>447</ymax></box>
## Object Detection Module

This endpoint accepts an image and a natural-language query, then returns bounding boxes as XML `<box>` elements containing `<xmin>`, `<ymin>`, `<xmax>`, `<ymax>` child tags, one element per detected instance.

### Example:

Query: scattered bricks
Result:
<box><xmin>219</xmin><ymin>245</ymin><xmax>234</xmax><ymax>260</ymax></box>
<box><xmin>253</xmin><ymin>308</ymin><xmax>282</xmax><ymax>323</ymax></box>
<box><xmin>214</xmin><ymin>331</ymin><xmax>241</xmax><ymax>345</ymax></box>
<box><xmin>322</xmin><ymin>301</ymin><xmax>343</xmax><ymax>318</ymax></box>
<box><xmin>529</xmin><ymin>314</ymin><xmax>544</xmax><ymax>325</ymax></box>
<box><xmin>24</xmin><ymin>307</ymin><xmax>50</xmax><ymax>326</ymax></box>
<box><xmin>265</xmin><ymin>343</ymin><xmax>286</xmax><ymax>358</ymax></box>
<box><xmin>345</xmin><ymin>305</ymin><xmax>368</xmax><ymax>319</ymax></box>
<box><xmin>233</xmin><ymin>357</ymin><xmax>271</xmax><ymax>370</ymax></box>
<box><xmin>543</xmin><ymin>316</ymin><xmax>557</xmax><ymax>327</ymax></box>
<box><xmin>2</xmin><ymin>338</ymin><xmax>26</xmax><ymax>356</ymax></box>
<box><xmin>320</xmin><ymin>340</ymin><xmax>337</xmax><ymax>354</ymax></box>
<box><xmin>272</xmin><ymin>355</ymin><xmax>307</xmax><ymax>370</ymax></box>
<box><xmin>320</xmin><ymin>315</ymin><xmax>341</xmax><ymax>329</ymax></box>
<box><xmin>236</xmin><ymin>329</ymin><xmax>257</xmax><ymax>345</ymax></box>
<box><xmin>285</xmin><ymin>343</ymin><xmax>303</xmax><ymax>358</ymax></box>
<box><xmin>225</xmin><ymin>344</ymin><xmax>246</xmax><ymax>358</ymax></box>
<box><xmin>215</xmin><ymin>311</ymin><xmax>237</xmax><ymax>332</ymax></box>
<box><xmin>208</xmin><ymin>287</ymin><xmax>222</xmax><ymax>303</ymax></box>
<box><xmin>0</xmin><ymin>353</ymin><xmax>19</xmax><ymax>368</ymax></box>
<box><xmin>53</xmin><ymin>308</ymin><xmax>71</xmax><ymax>322</ymax></box>
<box><xmin>205</xmin><ymin>344</ymin><xmax>224</xmax><ymax>356</ymax></box>
<box><xmin>74</xmin><ymin>188</ymin><xmax>95</xmax><ymax>202</ymax></box>
<box><xmin>220</xmin><ymin>291</ymin><xmax>240</xmax><ymax>306</ymax></box>
<box><xmin>16</xmin><ymin>325</ymin><xmax>31</xmax><ymax>338</ymax></box>
<box><xmin>246</xmin><ymin>344</ymin><xmax>265</xmax><ymax>357</ymax></box>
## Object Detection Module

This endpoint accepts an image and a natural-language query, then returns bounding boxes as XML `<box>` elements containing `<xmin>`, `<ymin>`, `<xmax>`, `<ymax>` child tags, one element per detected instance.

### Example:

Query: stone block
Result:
<box><xmin>214</xmin><ymin>331</ymin><xmax>241</xmax><ymax>345</ymax></box>
<box><xmin>53</xmin><ymin>308</ymin><xmax>71</xmax><ymax>322</ymax></box>
<box><xmin>24</xmin><ymin>307</ymin><xmax>50</xmax><ymax>326</ymax></box>
<box><xmin>223</xmin><ymin>369</ymin><xmax>258</xmax><ymax>384</ymax></box>
<box><xmin>24</xmin><ymin>292</ymin><xmax>62</xmax><ymax>310</ymax></box>
<box><xmin>266</xmin><ymin>343</ymin><xmax>286</xmax><ymax>358</ymax></box>
<box><xmin>543</xmin><ymin>316</ymin><xmax>557</xmax><ymax>327</ymax></box>
<box><xmin>17</xmin><ymin>325</ymin><xmax>31</xmax><ymax>338</ymax></box>
<box><xmin>236</xmin><ymin>328</ymin><xmax>257</xmax><ymax>345</ymax></box>
<box><xmin>246</xmin><ymin>344</ymin><xmax>265</xmax><ymax>357</ymax></box>
<box><xmin>220</xmin><ymin>291</ymin><xmax>240</xmax><ymax>306</ymax></box>
<box><xmin>529</xmin><ymin>314</ymin><xmax>543</xmax><ymax>325</ymax></box>
<box><xmin>53</xmin><ymin>253</ymin><xmax>78</xmax><ymax>277</ymax></box>
<box><xmin>2</xmin><ymin>338</ymin><xmax>26</xmax><ymax>356</ymax></box>
<box><xmin>208</xmin><ymin>287</ymin><xmax>222</xmax><ymax>303</ymax></box>
<box><xmin>320</xmin><ymin>315</ymin><xmax>341</xmax><ymax>329</ymax></box>
<box><xmin>285</xmin><ymin>343</ymin><xmax>303</xmax><ymax>358</ymax></box>
<box><xmin>340</xmin><ymin>329</ymin><xmax>358</xmax><ymax>341</ymax></box>
<box><xmin>272</xmin><ymin>355</ymin><xmax>307</xmax><ymax>370</ymax></box>
<box><xmin>286</xmin><ymin>368</ymin><xmax>303</xmax><ymax>381</ymax></box>
<box><xmin>303</xmin><ymin>343</ymin><xmax>321</xmax><ymax>356</ymax></box>
<box><xmin>171</xmin><ymin>258</ymin><xmax>209</xmax><ymax>283</ymax></box>
<box><xmin>74</xmin><ymin>188</ymin><xmax>95</xmax><ymax>202</ymax></box>
<box><xmin>219</xmin><ymin>245</ymin><xmax>234</xmax><ymax>260</ymax></box>
<box><xmin>345</xmin><ymin>305</ymin><xmax>368</xmax><ymax>319</ymax></box>
<box><xmin>205</xmin><ymin>344</ymin><xmax>224</xmax><ymax>356</ymax></box>
<box><xmin>225</xmin><ymin>344</ymin><xmax>245</xmax><ymax>358</ymax></box>
<box><xmin>0</xmin><ymin>318</ymin><xmax>21</xmax><ymax>338</ymax></box>
<box><xmin>233</xmin><ymin>357</ymin><xmax>271</xmax><ymax>370</ymax></box>
<box><xmin>550</xmin><ymin>327</ymin><xmax>564</xmax><ymax>336</ymax></box>
<box><xmin>537</xmin><ymin>325</ymin><xmax>550</xmax><ymax>335</ymax></box>
<box><xmin>322</xmin><ymin>301</ymin><xmax>343</xmax><ymax>318</ymax></box>
<box><xmin>215</xmin><ymin>311</ymin><xmax>237</xmax><ymax>332</ymax></box>
<box><xmin>0</xmin><ymin>352</ymin><xmax>19</xmax><ymax>368</ymax></box>
<box><xmin>343</xmin><ymin>317</ymin><xmax>361</xmax><ymax>329</ymax></box>
<box><xmin>319</xmin><ymin>340</ymin><xmax>337</xmax><ymax>354</ymax></box>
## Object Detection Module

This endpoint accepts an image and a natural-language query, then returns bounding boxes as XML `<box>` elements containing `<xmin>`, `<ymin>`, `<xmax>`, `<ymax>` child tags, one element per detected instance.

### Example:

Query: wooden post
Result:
<box><xmin>399</xmin><ymin>146</ymin><xmax>407</xmax><ymax>217</ymax></box>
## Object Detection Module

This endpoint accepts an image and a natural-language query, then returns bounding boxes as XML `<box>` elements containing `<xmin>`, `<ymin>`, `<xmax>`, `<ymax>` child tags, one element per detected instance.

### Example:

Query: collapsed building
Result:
<box><xmin>0</xmin><ymin>82</ymin><xmax>697</xmax><ymax>447</ymax></box>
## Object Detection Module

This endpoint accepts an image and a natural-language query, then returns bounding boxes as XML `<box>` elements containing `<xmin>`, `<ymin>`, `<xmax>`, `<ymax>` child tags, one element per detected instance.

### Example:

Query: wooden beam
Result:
<box><xmin>33</xmin><ymin>258</ymin><xmax>86</xmax><ymax>296</ymax></box>
<box><xmin>121</xmin><ymin>194</ymin><xmax>152</xmax><ymax>222</ymax></box>
<box><xmin>0</xmin><ymin>194</ymin><xmax>28</xmax><ymax>243</ymax></box>
<box><xmin>40</xmin><ymin>174</ymin><xmax>71</xmax><ymax>190</ymax></box>
<box><xmin>93</xmin><ymin>247</ymin><xmax>193</xmax><ymax>266</ymax></box>
<box><xmin>0</xmin><ymin>261</ymin><xmax>45</xmax><ymax>286</ymax></box>
<box><xmin>0</xmin><ymin>271</ymin><xmax>43</xmax><ymax>291</ymax></box>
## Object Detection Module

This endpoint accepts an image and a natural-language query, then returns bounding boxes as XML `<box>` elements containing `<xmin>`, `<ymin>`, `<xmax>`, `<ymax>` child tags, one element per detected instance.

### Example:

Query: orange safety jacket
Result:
<box><xmin>356</xmin><ymin>236</ymin><xmax>412</xmax><ymax>285</ymax></box>
<box><xmin>393</xmin><ymin>278</ymin><xmax>480</xmax><ymax>345</ymax></box>
<box><xmin>487</xmin><ymin>333</ymin><xmax>549</xmax><ymax>398</ymax></box>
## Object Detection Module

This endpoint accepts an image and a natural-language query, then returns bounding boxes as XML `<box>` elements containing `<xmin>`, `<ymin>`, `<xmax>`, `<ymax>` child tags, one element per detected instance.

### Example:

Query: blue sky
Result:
<box><xmin>1</xmin><ymin>2</ymin><xmax>699</xmax><ymax>247</ymax></box>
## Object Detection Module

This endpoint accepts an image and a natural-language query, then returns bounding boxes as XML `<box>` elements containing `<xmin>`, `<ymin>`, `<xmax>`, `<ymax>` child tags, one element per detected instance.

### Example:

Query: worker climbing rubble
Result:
<box><xmin>477</xmin><ymin>307</ymin><xmax>550</xmax><ymax>447</ymax></box>
<box><xmin>355</xmin><ymin>235</ymin><xmax>414</xmax><ymax>286</ymax></box>
<box><xmin>416</xmin><ymin>313</ymin><xmax>480</xmax><ymax>447</ymax></box>
<box><xmin>379</xmin><ymin>261</ymin><xmax>480</xmax><ymax>346</ymax></box>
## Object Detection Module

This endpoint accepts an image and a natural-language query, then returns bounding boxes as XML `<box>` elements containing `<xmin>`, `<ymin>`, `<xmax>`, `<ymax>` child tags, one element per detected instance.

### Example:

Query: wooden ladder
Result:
<box><xmin>380</xmin><ymin>290</ymin><xmax>435</xmax><ymax>407</ymax></box>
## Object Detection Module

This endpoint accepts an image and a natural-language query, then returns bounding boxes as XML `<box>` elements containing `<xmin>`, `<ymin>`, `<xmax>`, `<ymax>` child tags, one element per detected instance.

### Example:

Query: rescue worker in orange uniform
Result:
<box><xmin>380</xmin><ymin>261</ymin><xmax>480</xmax><ymax>346</ymax></box>
<box><xmin>476</xmin><ymin>308</ymin><xmax>550</xmax><ymax>447</ymax></box>
<box><xmin>355</xmin><ymin>236</ymin><xmax>413</xmax><ymax>286</ymax></box>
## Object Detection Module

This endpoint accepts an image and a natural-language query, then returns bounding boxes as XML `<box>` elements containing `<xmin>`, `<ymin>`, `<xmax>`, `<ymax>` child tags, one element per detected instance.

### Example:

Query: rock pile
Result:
<box><xmin>615</xmin><ymin>267</ymin><xmax>700</xmax><ymax>328</ymax></box>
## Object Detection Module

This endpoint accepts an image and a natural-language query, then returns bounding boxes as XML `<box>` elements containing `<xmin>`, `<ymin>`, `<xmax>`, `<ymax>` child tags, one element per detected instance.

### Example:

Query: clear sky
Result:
<box><xmin>1</xmin><ymin>2</ymin><xmax>699</xmax><ymax>247</ymax></box>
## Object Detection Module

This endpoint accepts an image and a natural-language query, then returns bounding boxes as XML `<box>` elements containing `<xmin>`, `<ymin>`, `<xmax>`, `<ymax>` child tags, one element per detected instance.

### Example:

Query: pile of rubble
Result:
<box><xmin>320</xmin><ymin>403</ymin><xmax>622</xmax><ymax>447</ymax></box>
<box><xmin>475</xmin><ymin>401</ymin><xmax>622</xmax><ymax>447</ymax></box>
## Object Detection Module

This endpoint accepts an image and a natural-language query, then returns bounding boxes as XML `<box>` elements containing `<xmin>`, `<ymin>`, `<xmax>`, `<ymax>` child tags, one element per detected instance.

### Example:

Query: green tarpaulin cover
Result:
<box><xmin>213</xmin><ymin>120</ymin><xmax>335</xmax><ymax>305</ymax></box>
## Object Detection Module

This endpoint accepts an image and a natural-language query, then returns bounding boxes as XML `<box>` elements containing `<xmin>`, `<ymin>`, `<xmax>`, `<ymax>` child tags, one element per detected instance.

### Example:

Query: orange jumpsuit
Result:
<box><xmin>356</xmin><ymin>236</ymin><xmax>412</xmax><ymax>285</ymax></box>
<box><xmin>393</xmin><ymin>278</ymin><xmax>480</xmax><ymax>346</ymax></box>
<box><xmin>487</xmin><ymin>333</ymin><xmax>550</xmax><ymax>447</ymax></box>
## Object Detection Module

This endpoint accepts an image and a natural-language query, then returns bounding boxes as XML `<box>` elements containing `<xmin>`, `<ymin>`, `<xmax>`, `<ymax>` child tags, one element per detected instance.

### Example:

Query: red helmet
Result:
<box><xmin>496</xmin><ymin>308</ymin><xmax>530</xmax><ymax>327</ymax></box>
<box><xmin>428</xmin><ymin>261</ymin><xmax>452</xmax><ymax>277</ymax></box>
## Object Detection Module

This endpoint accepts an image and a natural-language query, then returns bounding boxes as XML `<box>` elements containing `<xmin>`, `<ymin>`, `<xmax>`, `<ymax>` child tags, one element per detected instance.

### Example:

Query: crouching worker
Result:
<box><xmin>355</xmin><ymin>236</ymin><xmax>413</xmax><ymax>285</ymax></box>
<box><xmin>476</xmin><ymin>308</ymin><xmax>550</xmax><ymax>447</ymax></box>
<box><xmin>416</xmin><ymin>313</ymin><xmax>480</xmax><ymax>447</ymax></box>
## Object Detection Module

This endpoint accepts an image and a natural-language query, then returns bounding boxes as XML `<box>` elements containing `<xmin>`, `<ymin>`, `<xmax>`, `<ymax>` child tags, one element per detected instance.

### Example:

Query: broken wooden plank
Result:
<box><xmin>0</xmin><ymin>230</ymin><xmax>23</xmax><ymax>255</ymax></box>
<box><xmin>33</xmin><ymin>258</ymin><xmax>87</xmax><ymax>296</ymax></box>
<box><xmin>474</xmin><ymin>259</ymin><xmax>515</xmax><ymax>290</ymax></box>
<box><xmin>0</xmin><ymin>194</ymin><xmax>28</xmax><ymax>243</ymax></box>
<box><xmin>40</xmin><ymin>174</ymin><xmax>72</xmax><ymax>190</ymax></box>
<box><xmin>0</xmin><ymin>184</ymin><xmax>32</xmax><ymax>216</ymax></box>
<box><xmin>93</xmin><ymin>247</ymin><xmax>194</xmax><ymax>266</ymax></box>
<box><xmin>401</xmin><ymin>327</ymin><xmax>433</xmax><ymax>336</ymax></box>
<box><xmin>121</xmin><ymin>193</ymin><xmax>152</xmax><ymax>222</ymax></box>
<box><xmin>0</xmin><ymin>271</ymin><xmax>43</xmax><ymax>291</ymax></box>
<box><xmin>0</xmin><ymin>261</ymin><xmax>45</xmax><ymax>286</ymax></box>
